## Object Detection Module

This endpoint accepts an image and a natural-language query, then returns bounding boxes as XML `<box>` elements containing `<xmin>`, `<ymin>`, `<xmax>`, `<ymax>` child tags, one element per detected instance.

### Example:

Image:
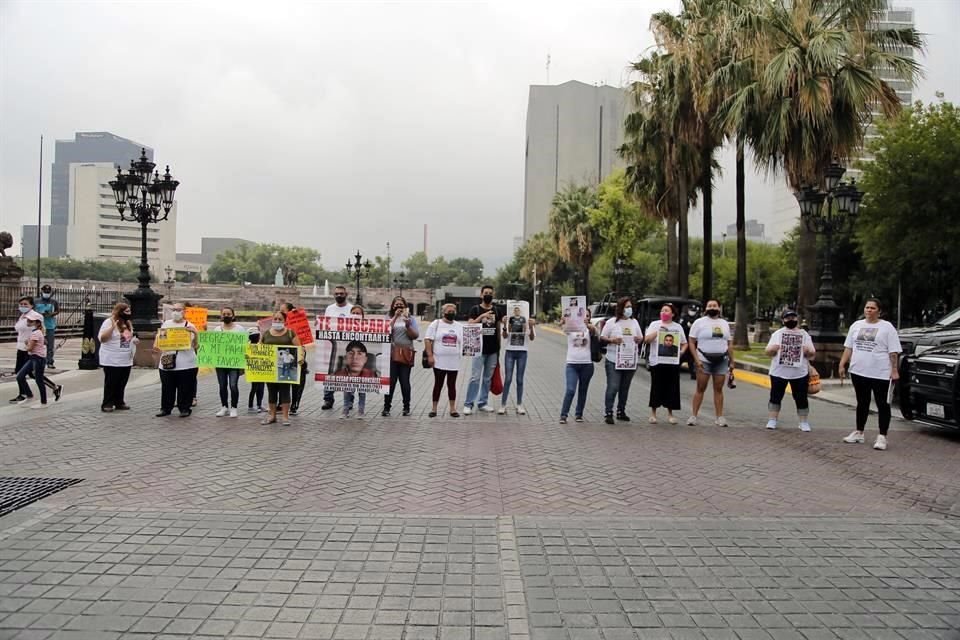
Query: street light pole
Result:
<box><xmin>345</xmin><ymin>250</ymin><xmax>372</xmax><ymax>306</ymax></box>
<box><xmin>108</xmin><ymin>149</ymin><xmax>179</xmax><ymax>331</ymax></box>
<box><xmin>393</xmin><ymin>271</ymin><xmax>408</xmax><ymax>297</ymax></box>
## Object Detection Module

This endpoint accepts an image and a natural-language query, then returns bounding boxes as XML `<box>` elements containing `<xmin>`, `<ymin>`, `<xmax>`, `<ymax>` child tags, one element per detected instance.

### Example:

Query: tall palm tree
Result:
<box><xmin>721</xmin><ymin>0</ymin><xmax>923</xmax><ymax>319</ymax></box>
<box><xmin>517</xmin><ymin>232</ymin><xmax>558</xmax><ymax>316</ymax></box>
<box><xmin>549</xmin><ymin>184</ymin><xmax>600</xmax><ymax>297</ymax></box>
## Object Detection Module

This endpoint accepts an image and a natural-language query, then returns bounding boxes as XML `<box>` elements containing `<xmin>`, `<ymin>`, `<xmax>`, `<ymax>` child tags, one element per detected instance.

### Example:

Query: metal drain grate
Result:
<box><xmin>0</xmin><ymin>477</ymin><xmax>82</xmax><ymax>517</ymax></box>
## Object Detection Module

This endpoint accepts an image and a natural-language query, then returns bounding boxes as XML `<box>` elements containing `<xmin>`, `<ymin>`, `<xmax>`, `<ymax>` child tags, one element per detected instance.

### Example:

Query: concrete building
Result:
<box><xmin>725</xmin><ymin>219</ymin><xmax>767</xmax><ymax>243</ymax></box>
<box><xmin>175</xmin><ymin>237</ymin><xmax>255</xmax><ymax>280</ymax></box>
<box><xmin>522</xmin><ymin>81</ymin><xmax>627</xmax><ymax>239</ymax></box>
<box><xmin>62</xmin><ymin>162</ymin><xmax>177</xmax><ymax>274</ymax></box>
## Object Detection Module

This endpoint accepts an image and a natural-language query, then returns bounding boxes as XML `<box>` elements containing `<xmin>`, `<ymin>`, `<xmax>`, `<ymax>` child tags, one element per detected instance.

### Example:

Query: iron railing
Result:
<box><xmin>1</xmin><ymin>286</ymin><xmax>128</xmax><ymax>336</ymax></box>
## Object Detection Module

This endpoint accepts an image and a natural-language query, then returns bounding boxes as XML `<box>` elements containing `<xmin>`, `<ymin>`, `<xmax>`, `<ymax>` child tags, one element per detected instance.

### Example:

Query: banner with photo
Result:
<box><xmin>197</xmin><ymin>331</ymin><xmax>248</xmax><ymax>369</ymax></box>
<box><xmin>656</xmin><ymin>328</ymin><xmax>682</xmax><ymax>365</ymax></box>
<box><xmin>561</xmin><ymin>295</ymin><xmax>587</xmax><ymax>332</ymax></box>
<box><xmin>313</xmin><ymin>314</ymin><xmax>390</xmax><ymax>394</ymax></box>
<box><xmin>778</xmin><ymin>332</ymin><xmax>804</xmax><ymax>368</ymax></box>
<box><xmin>245</xmin><ymin>344</ymin><xmax>301</xmax><ymax>384</ymax></box>
<box><xmin>462</xmin><ymin>324</ymin><xmax>483</xmax><ymax>356</ymax></box>
<box><xmin>156</xmin><ymin>327</ymin><xmax>192</xmax><ymax>351</ymax></box>
<box><xmin>504</xmin><ymin>300</ymin><xmax>531</xmax><ymax>349</ymax></box>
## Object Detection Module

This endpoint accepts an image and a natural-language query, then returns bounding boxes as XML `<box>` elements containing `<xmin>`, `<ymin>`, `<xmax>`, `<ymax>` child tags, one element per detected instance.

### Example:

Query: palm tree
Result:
<box><xmin>549</xmin><ymin>184</ymin><xmax>600</xmax><ymax>297</ymax></box>
<box><xmin>722</xmin><ymin>0</ymin><xmax>924</xmax><ymax>319</ymax></box>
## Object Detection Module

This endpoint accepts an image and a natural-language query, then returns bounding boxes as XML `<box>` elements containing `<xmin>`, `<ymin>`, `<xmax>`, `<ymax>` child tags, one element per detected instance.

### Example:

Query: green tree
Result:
<box><xmin>549</xmin><ymin>184</ymin><xmax>600</xmax><ymax>296</ymax></box>
<box><xmin>207</xmin><ymin>243</ymin><xmax>325</xmax><ymax>284</ymax></box>
<box><xmin>20</xmin><ymin>257</ymin><xmax>141</xmax><ymax>282</ymax></box>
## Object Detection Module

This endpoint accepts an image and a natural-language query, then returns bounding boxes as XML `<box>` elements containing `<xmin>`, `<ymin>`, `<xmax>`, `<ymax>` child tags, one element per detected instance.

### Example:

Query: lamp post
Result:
<box><xmin>613</xmin><ymin>254</ymin><xmax>629</xmax><ymax>294</ymax></box>
<box><xmin>108</xmin><ymin>149</ymin><xmax>179</xmax><ymax>331</ymax></box>
<box><xmin>163</xmin><ymin>264</ymin><xmax>175</xmax><ymax>297</ymax></box>
<box><xmin>393</xmin><ymin>271</ymin><xmax>408</xmax><ymax>297</ymax></box>
<box><xmin>345</xmin><ymin>250</ymin><xmax>372</xmax><ymax>305</ymax></box>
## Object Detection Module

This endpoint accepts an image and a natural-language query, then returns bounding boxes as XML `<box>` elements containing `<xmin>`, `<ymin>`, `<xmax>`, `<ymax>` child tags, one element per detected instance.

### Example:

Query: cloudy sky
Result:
<box><xmin>1</xmin><ymin>0</ymin><xmax>958</xmax><ymax>274</ymax></box>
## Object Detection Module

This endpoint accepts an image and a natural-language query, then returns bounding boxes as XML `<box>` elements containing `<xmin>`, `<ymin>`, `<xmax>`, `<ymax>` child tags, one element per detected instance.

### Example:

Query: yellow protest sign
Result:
<box><xmin>156</xmin><ymin>327</ymin><xmax>192</xmax><ymax>351</ymax></box>
<box><xmin>184</xmin><ymin>307</ymin><xmax>208</xmax><ymax>331</ymax></box>
<box><xmin>245</xmin><ymin>344</ymin><xmax>300</xmax><ymax>384</ymax></box>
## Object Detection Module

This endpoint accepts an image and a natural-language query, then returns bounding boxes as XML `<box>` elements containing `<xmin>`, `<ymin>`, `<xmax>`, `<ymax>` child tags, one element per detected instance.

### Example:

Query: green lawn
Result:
<box><xmin>733</xmin><ymin>344</ymin><xmax>770</xmax><ymax>368</ymax></box>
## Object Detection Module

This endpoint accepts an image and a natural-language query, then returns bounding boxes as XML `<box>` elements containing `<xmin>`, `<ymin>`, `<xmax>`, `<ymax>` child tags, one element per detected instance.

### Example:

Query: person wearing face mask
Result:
<box><xmin>154</xmin><ymin>302</ymin><xmax>200</xmax><ymax>418</ymax></box>
<box><xmin>643</xmin><ymin>304</ymin><xmax>688</xmax><ymax>425</ymax></box>
<box><xmin>14</xmin><ymin>314</ymin><xmax>50</xmax><ymax>409</ymax></box>
<box><xmin>9</xmin><ymin>297</ymin><xmax>61</xmax><ymax>405</ymax></box>
<box><xmin>687</xmin><ymin>299</ymin><xmax>735</xmax><ymax>427</ymax></box>
<box><xmin>98</xmin><ymin>302</ymin><xmax>138</xmax><ymax>412</ymax></box>
<box><xmin>262</xmin><ymin>309</ymin><xmax>302</xmax><ymax>426</ymax></box>
<box><xmin>213</xmin><ymin>306</ymin><xmax>245</xmax><ymax>418</ymax></box>
<box><xmin>499</xmin><ymin>304</ymin><xmax>535</xmax><ymax>415</ymax></box>
<box><xmin>599</xmin><ymin>297</ymin><xmax>643</xmax><ymax>425</ymax></box>
<box><xmin>280</xmin><ymin>302</ymin><xmax>310</xmax><ymax>415</ymax></box>
<box><xmin>464</xmin><ymin>285</ymin><xmax>505</xmax><ymax>415</ymax></box>
<box><xmin>383</xmin><ymin>296</ymin><xmax>420</xmax><ymax>417</ymax></box>
<box><xmin>679</xmin><ymin>305</ymin><xmax>700</xmax><ymax>380</ymax></box>
<box><xmin>321</xmin><ymin>285</ymin><xmax>352</xmax><ymax>410</ymax></box>
<box><xmin>34</xmin><ymin>284</ymin><xmax>60</xmax><ymax>368</ymax></box>
<box><xmin>764</xmin><ymin>309</ymin><xmax>816</xmax><ymax>431</ymax></box>
<box><xmin>425</xmin><ymin>303</ymin><xmax>464</xmax><ymax>418</ymax></box>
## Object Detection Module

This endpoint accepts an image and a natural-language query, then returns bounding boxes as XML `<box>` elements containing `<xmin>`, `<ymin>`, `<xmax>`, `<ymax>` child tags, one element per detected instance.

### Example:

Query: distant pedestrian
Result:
<box><xmin>463</xmin><ymin>285</ymin><xmax>504</xmax><ymax>414</ymax></box>
<box><xmin>154</xmin><ymin>302</ymin><xmax>199</xmax><ymax>418</ymax></box>
<box><xmin>643</xmin><ymin>304</ymin><xmax>687</xmax><ymax>425</ymax></box>
<box><xmin>321</xmin><ymin>286</ymin><xmax>353</xmax><ymax>410</ymax></box>
<box><xmin>764</xmin><ymin>309</ymin><xmax>816</xmax><ymax>431</ymax></box>
<box><xmin>839</xmin><ymin>298</ymin><xmax>902</xmax><ymax>451</ymax></box>
<box><xmin>261</xmin><ymin>309</ymin><xmax>301</xmax><ymax>426</ymax></box>
<box><xmin>499</xmin><ymin>304</ymin><xmax>535</xmax><ymax>415</ymax></box>
<box><xmin>34</xmin><ymin>284</ymin><xmax>60</xmax><ymax>368</ymax></box>
<box><xmin>425</xmin><ymin>303</ymin><xmax>463</xmax><ymax>418</ymax></box>
<box><xmin>687</xmin><ymin>299</ymin><xmax>734</xmax><ymax>427</ymax></box>
<box><xmin>98</xmin><ymin>302</ymin><xmax>138</xmax><ymax>412</ymax></box>
<box><xmin>247</xmin><ymin>327</ymin><xmax>265</xmax><ymax>413</ymax></box>
<box><xmin>214</xmin><ymin>306</ymin><xmax>245</xmax><ymax>418</ymax></box>
<box><xmin>9</xmin><ymin>296</ymin><xmax>61</xmax><ymax>404</ymax></box>
<box><xmin>14</xmin><ymin>314</ymin><xmax>50</xmax><ymax>409</ymax></box>
<box><xmin>280</xmin><ymin>302</ymin><xmax>309</xmax><ymax>415</ymax></box>
<box><xmin>599</xmin><ymin>297</ymin><xmax>643</xmax><ymax>425</ymax></box>
<box><xmin>342</xmin><ymin>305</ymin><xmax>369</xmax><ymax>419</ymax></box>
<box><xmin>383</xmin><ymin>296</ymin><xmax>419</xmax><ymax>417</ymax></box>
<box><xmin>560</xmin><ymin>308</ymin><xmax>600</xmax><ymax>424</ymax></box>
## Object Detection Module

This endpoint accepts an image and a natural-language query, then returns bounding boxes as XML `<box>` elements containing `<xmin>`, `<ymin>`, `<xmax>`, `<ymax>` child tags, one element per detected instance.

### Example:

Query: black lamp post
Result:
<box><xmin>345</xmin><ymin>250</ymin><xmax>372</xmax><ymax>305</ymax></box>
<box><xmin>393</xmin><ymin>271</ymin><xmax>408</xmax><ymax>297</ymax></box>
<box><xmin>108</xmin><ymin>149</ymin><xmax>179</xmax><ymax>331</ymax></box>
<box><xmin>613</xmin><ymin>254</ymin><xmax>629</xmax><ymax>294</ymax></box>
<box><xmin>794</xmin><ymin>160</ymin><xmax>863</xmax><ymax>335</ymax></box>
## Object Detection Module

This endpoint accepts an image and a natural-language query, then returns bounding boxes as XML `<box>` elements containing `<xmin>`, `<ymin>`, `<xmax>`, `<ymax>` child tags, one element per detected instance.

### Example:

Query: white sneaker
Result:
<box><xmin>686</xmin><ymin>415</ymin><xmax>698</xmax><ymax>426</ymax></box>
<box><xmin>716</xmin><ymin>416</ymin><xmax>728</xmax><ymax>427</ymax></box>
<box><xmin>229</xmin><ymin>408</ymin><xmax>238</xmax><ymax>418</ymax></box>
<box><xmin>215</xmin><ymin>407</ymin><xmax>229</xmax><ymax>417</ymax></box>
<box><xmin>766</xmin><ymin>419</ymin><xmax>778</xmax><ymax>430</ymax></box>
<box><xmin>463</xmin><ymin>407</ymin><xmax>473</xmax><ymax>416</ymax></box>
<box><xmin>497</xmin><ymin>407</ymin><xmax>507</xmax><ymax>415</ymax></box>
<box><xmin>31</xmin><ymin>403</ymin><xmax>48</xmax><ymax>410</ymax></box>
<box><xmin>340</xmin><ymin>409</ymin><xmax>351</xmax><ymax>420</ymax></box>
<box><xmin>799</xmin><ymin>422</ymin><xmax>811</xmax><ymax>432</ymax></box>
<box><xmin>843</xmin><ymin>431</ymin><xmax>865</xmax><ymax>444</ymax></box>
<box><xmin>481</xmin><ymin>405</ymin><xmax>495</xmax><ymax>413</ymax></box>
<box><xmin>17</xmin><ymin>397</ymin><xmax>33</xmax><ymax>406</ymax></box>
<box><xmin>873</xmin><ymin>435</ymin><xmax>887</xmax><ymax>450</ymax></box>
<box><xmin>517</xmin><ymin>405</ymin><xmax>526</xmax><ymax>415</ymax></box>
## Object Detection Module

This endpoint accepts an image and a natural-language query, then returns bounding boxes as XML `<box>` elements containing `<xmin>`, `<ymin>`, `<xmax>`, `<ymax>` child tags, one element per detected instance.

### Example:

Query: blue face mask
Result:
<box><xmin>624</xmin><ymin>307</ymin><xmax>633</xmax><ymax>318</ymax></box>
<box><xmin>19</xmin><ymin>306</ymin><xmax>30</xmax><ymax>314</ymax></box>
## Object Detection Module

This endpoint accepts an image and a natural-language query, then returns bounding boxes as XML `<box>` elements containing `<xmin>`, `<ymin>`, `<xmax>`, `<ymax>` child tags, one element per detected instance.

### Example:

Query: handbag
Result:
<box><xmin>421</xmin><ymin>350</ymin><xmax>432</xmax><ymax>369</ymax></box>
<box><xmin>160</xmin><ymin>351</ymin><xmax>177</xmax><ymax>370</ymax></box>
<box><xmin>699</xmin><ymin>351</ymin><xmax>727</xmax><ymax>365</ymax></box>
<box><xmin>808</xmin><ymin>370</ymin><xmax>821</xmax><ymax>395</ymax></box>
<box><xmin>392</xmin><ymin>344</ymin><xmax>416</xmax><ymax>366</ymax></box>
<box><xmin>589</xmin><ymin>332</ymin><xmax>603</xmax><ymax>363</ymax></box>
<box><xmin>490</xmin><ymin>361</ymin><xmax>503</xmax><ymax>395</ymax></box>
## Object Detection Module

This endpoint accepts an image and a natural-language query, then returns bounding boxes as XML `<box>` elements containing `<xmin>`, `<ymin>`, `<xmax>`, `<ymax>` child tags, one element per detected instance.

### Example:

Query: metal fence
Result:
<box><xmin>1</xmin><ymin>285</ymin><xmax>128</xmax><ymax>334</ymax></box>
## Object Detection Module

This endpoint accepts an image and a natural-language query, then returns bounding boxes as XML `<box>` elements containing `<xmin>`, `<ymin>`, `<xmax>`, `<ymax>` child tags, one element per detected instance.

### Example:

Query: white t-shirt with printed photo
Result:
<box><xmin>766</xmin><ymin>328</ymin><xmax>814</xmax><ymax>379</ymax></box>
<box><xmin>98</xmin><ymin>318</ymin><xmax>135</xmax><ymax>367</ymax></box>
<box><xmin>844</xmin><ymin>319</ymin><xmax>902</xmax><ymax>380</ymax></box>
<box><xmin>426</xmin><ymin>320</ymin><xmax>464</xmax><ymax>372</ymax></box>
<box><xmin>689</xmin><ymin>317</ymin><xmax>731</xmax><ymax>355</ymax></box>
<box><xmin>600</xmin><ymin>318</ymin><xmax>641</xmax><ymax>364</ymax></box>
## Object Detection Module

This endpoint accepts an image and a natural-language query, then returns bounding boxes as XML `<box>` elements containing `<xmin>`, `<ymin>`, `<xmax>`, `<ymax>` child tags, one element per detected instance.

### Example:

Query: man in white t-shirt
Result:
<box><xmin>321</xmin><ymin>285</ymin><xmax>353</xmax><ymax>410</ymax></box>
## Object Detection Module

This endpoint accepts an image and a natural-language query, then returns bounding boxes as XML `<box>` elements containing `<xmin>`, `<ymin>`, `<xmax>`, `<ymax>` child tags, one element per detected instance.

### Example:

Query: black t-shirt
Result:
<box><xmin>469</xmin><ymin>304</ymin><xmax>505</xmax><ymax>355</ymax></box>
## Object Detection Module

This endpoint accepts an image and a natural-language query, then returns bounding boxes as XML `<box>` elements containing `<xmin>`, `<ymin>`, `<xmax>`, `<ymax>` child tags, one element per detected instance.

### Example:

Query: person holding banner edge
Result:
<box><xmin>341</xmin><ymin>305</ymin><xmax>372</xmax><ymax>419</ymax></box>
<box><xmin>321</xmin><ymin>286</ymin><xmax>353</xmax><ymax>410</ymax></box>
<box><xmin>154</xmin><ymin>302</ymin><xmax>199</xmax><ymax>418</ymax></box>
<box><xmin>261</xmin><ymin>309</ymin><xmax>302</xmax><ymax>426</ymax></box>
<box><xmin>383</xmin><ymin>295</ymin><xmax>419</xmax><ymax>417</ymax></box>
<box><xmin>213</xmin><ymin>306</ymin><xmax>245</xmax><ymax>418</ymax></box>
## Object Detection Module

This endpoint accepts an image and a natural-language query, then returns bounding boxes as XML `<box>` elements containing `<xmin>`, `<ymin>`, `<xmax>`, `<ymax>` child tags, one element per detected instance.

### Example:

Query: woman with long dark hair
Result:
<box><xmin>599</xmin><ymin>297</ymin><xmax>643</xmax><ymax>425</ymax></box>
<box><xmin>98</xmin><ymin>302</ymin><xmax>138</xmax><ymax>412</ymax></box>
<box><xmin>643</xmin><ymin>303</ymin><xmax>687</xmax><ymax>424</ymax></box>
<box><xmin>261</xmin><ymin>309</ymin><xmax>302</xmax><ymax>426</ymax></box>
<box><xmin>383</xmin><ymin>295</ymin><xmax>419</xmax><ymax>417</ymax></box>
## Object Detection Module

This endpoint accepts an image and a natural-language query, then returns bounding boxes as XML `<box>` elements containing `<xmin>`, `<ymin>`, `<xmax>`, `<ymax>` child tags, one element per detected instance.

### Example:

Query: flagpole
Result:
<box><xmin>36</xmin><ymin>135</ymin><xmax>43</xmax><ymax>295</ymax></box>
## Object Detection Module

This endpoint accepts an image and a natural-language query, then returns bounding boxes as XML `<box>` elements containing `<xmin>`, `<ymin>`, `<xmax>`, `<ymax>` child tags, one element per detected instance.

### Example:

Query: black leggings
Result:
<box><xmin>851</xmin><ymin>373</ymin><xmax>891</xmax><ymax>435</ymax></box>
<box><xmin>267</xmin><ymin>382</ymin><xmax>291</xmax><ymax>406</ymax></box>
<box><xmin>768</xmin><ymin>375</ymin><xmax>810</xmax><ymax>416</ymax></box>
<box><xmin>386</xmin><ymin>361</ymin><xmax>413</xmax><ymax>410</ymax></box>
<box><xmin>248</xmin><ymin>382</ymin><xmax>264</xmax><ymax>408</ymax></box>
<box><xmin>432</xmin><ymin>369</ymin><xmax>458</xmax><ymax>402</ymax></box>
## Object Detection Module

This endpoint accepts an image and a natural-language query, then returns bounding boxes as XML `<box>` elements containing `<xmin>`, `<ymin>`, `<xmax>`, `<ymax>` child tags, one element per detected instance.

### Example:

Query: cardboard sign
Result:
<box><xmin>462</xmin><ymin>324</ymin><xmax>483</xmax><ymax>356</ymax></box>
<box><xmin>285</xmin><ymin>308</ymin><xmax>315</xmax><ymax>346</ymax></box>
<box><xmin>156</xmin><ymin>327</ymin><xmax>192</xmax><ymax>351</ymax></box>
<box><xmin>616</xmin><ymin>342</ymin><xmax>638</xmax><ymax>370</ymax></box>
<box><xmin>778</xmin><ymin>332</ymin><xmax>804</xmax><ymax>368</ymax></box>
<box><xmin>656</xmin><ymin>328</ymin><xmax>682</xmax><ymax>365</ymax></box>
<box><xmin>197</xmin><ymin>331</ymin><xmax>248</xmax><ymax>369</ymax></box>
<box><xmin>184</xmin><ymin>307</ymin><xmax>208</xmax><ymax>331</ymax></box>
<box><xmin>561</xmin><ymin>296</ymin><xmax>587</xmax><ymax>332</ymax></box>
<box><xmin>505</xmin><ymin>300</ymin><xmax>531</xmax><ymax>349</ymax></box>
<box><xmin>245</xmin><ymin>344</ymin><xmax>300</xmax><ymax>384</ymax></box>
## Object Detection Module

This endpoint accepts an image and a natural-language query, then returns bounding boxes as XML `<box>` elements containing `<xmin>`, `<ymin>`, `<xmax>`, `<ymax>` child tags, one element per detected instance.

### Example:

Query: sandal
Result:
<box><xmin>261</xmin><ymin>417</ymin><xmax>277</xmax><ymax>425</ymax></box>
<box><xmin>450</xmin><ymin>412</ymin><xmax>460</xmax><ymax>418</ymax></box>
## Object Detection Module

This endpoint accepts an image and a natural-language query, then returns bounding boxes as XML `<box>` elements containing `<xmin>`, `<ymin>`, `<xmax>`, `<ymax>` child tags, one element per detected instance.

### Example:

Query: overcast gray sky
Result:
<box><xmin>2</xmin><ymin>0</ymin><xmax>957</xmax><ymax>273</ymax></box>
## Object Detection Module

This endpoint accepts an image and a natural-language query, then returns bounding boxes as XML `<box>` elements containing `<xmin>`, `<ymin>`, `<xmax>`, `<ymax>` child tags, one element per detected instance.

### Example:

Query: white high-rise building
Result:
<box><xmin>64</xmin><ymin>162</ymin><xmax>177</xmax><ymax>274</ymax></box>
<box><xmin>522</xmin><ymin>81</ymin><xmax>627</xmax><ymax>239</ymax></box>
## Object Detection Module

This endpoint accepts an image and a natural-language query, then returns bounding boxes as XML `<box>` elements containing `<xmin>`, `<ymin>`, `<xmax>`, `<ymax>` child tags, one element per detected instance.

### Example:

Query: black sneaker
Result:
<box><xmin>321</xmin><ymin>400</ymin><xmax>334</xmax><ymax>410</ymax></box>
<box><xmin>604</xmin><ymin>414</ymin><xmax>615</xmax><ymax>425</ymax></box>
<box><xmin>179</xmin><ymin>409</ymin><xmax>191</xmax><ymax>418</ymax></box>
<box><xmin>381</xmin><ymin>408</ymin><xmax>391</xmax><ymax>417</ymax></box>
<box><xmin>9</xmin><ymin>395</ymin><xmax>26</xmax><ymax>404</ymax></box>
<box><xmin>617</xmin><ymin>413</ymin><xmax>630</xmax><ymax>422</ymax></box>
<box><xmin>402</xmin><ymin>408</ymin><xmax>411</xmax><ymax>417</ymax></box>
<box><xmin>156</xmin><ymin>411</ymin><xmax>172</xmax><ymax>417</ymax></box>
<box><xmin>101</xmin><ymin>405</ymin><xmax>115</xmax><ymax>413</ymax></box>
<box><xmin>54</xmin><ymin>385</ymin><xmax>63</xmax><ymax>402</ymax></box>
<box><xmin>289</xmin><ymin>407</ymin><xmax>298</xmax><ymax>416</ymax></box>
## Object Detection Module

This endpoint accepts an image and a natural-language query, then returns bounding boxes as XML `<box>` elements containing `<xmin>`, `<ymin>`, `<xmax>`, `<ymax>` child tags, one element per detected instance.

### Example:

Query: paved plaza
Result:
<box><xmin>1</xmin><ymin>331</ymin><xmax>958</xmax><ymax>639</ymax></box>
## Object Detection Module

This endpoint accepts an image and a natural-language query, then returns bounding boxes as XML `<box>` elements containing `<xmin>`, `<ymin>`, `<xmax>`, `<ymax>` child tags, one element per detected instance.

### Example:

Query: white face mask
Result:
<box><xmin>172</xmin><ymin>311</ymin><xmax>184</xmax><ymax>322</ymax></box>
<box><xmin>272</xmin><ymin>322</ymin><xmax>285</xmax><ymax>331</ymax></box>
<box><xmin>624</xmin><ymin>307</ymin><xmax>633</xmax><ymax>318</ymax></box>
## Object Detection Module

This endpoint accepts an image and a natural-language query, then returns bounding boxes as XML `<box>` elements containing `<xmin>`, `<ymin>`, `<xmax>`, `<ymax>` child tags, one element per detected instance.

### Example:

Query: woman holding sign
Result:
<box><xmin>98</xmin><ymin>302</ymin><xmax>138</xmax><ymax>412</ymax></box>
<box><xmin>425</xmin><ymin>303</ymin><xmax>463</xmax><ymax>418</ymax></box>
<box><xmin>213</xmin><ymin>307</ymin><xmax>245</xmax><ymax>418</ymax></box>
<box><xmin>261</xmin><ymin>309</ymin><xmax>302</xmax><ymax>426</ymax></box>
<box><xmin>599</xmin><ymin>297</ymin><xmax>643</xmax><ymax>425</ymax></box>
<box><xmin>764</xmin><ymin>309</ymin><xmax>816</xmax><ymax>431</ymax></box>
<box><xmin>643</xmin><ymin>304</ymin><xmax>687</xmax><ymax>424</ymax></box>
<box><xmin>154</xmin><ymin>302</ymin><xmax>199</xmax><ymax>418</ymax></box>
<box><xmin>383</xmin><ymin>296</ymin><xmax>419</xmax><ymax>417</ymax></box>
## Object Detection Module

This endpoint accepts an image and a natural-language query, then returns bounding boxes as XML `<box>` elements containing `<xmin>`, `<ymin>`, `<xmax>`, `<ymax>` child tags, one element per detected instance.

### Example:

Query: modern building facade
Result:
<box><xmin>522</xmin><ymin>81</ymin><xmax>627</xmax><ymax>239</ymax></box>
<box><xmin>175</xmin><ymin>237</ymin><xmax>254</xmax><ymax>280</ymax></box>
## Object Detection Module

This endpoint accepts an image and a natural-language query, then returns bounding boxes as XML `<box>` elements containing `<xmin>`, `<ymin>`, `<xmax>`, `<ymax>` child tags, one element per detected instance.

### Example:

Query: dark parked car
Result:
<box><xmin>898</xmin><ymin>306</ymin><xmax>960</xmax><ymax>358</ymax></box>
<box><xmin>898</xmin><ymin>340</ymin><xmax>960</xmax><ymax>430</ymax></box>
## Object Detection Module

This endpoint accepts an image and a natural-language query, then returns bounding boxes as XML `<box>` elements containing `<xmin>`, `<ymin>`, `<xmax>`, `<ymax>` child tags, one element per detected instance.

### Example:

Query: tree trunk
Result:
<box><xmin>677</xmin><ymin>173</ymin><xmax>690</xmax><ymax>299</ymax></box>
<box><xmin>701</xmin><ymin>147</ymin><xmax>713</xmax><ymax>303</ymax></box>
<box><xmin>797</xmin><ymin>226</ymin><xmax>817</xmax><ymax>319</ymax></box>
<box><xmin>734</xmin><ymin>141</ymin><xmax>750</xmax><ymax>349</ymax></box>
<box><xmin>667</xmin><ymin>218</ymin><xmax>679</xmax><ymax>295</ymax></box>
<box><xmin>582</xmin><ymin>264</ymin><xmax>591</xmax><ymax>298</ymax></box>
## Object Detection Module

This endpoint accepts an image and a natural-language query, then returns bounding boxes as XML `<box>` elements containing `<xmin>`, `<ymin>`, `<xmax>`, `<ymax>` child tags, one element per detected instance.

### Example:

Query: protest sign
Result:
<box><xmin>616</xmin><ymin>342</ymin><xmax>638</xmax><ymax>370</ymax></box>
<box><xmin>285</xmin><ymin>308</ymin><xmax>315</xmax><ymax>345</ymax></box>
<box><xmin>197</xmin><ymin>331</ymin><xmax>248</xmax><ymax>368</ymax></box>
<box><xmin>245</xmin><ymin>344</ymin><xmax>300</xmax><ymax>384</ymax></box>
<box><xmin>156</xmin><ymin>327</ymin><xmax>192</xmax><ymax>351</ymax></box>
<box><xmin>184</xmin><ymin>307</ymin><xmax>208</xmax><ymax>331</ymax></box>
<box><xmin>462</xmin><ymin>324</ymin><xmax>483</xmax><ymax>356</ymax></box>
<box><xmin>505</xmin><ymin>300</ymin><xmax>531</xmax><ymax>349</ymax></box>
<box><xmin>656</xmin><ymin>328</ymin><xmax>682</xmax><ymax>365</ymax></box>
<box><xmin>314</xmin><ymin>314</ymin><xmax>390</xmax><ymax>394</ymax></box>
<box><xmin>256</xmin><ymin>317</ymin><xmax>273</xmax><ymax>335</ymax></box>
<box><xmin>778</xmin><ymin>332</ymin><xmax>804</xmax><ymax>368</ymax></box>
<box><xmin>561</xmin><ymin>295</ymin><xmax>587</xmax><ymax>331</ymax></box>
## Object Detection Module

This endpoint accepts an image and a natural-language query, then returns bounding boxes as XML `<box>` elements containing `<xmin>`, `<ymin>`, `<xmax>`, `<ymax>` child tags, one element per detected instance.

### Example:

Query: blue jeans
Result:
<box><xmin>216</xmin><ymin>368</ymin><xmax>241</xmax><ymax>408</ymax></box>
<box><xmin>45</xmin><ymin>327</ymin><xmax>56</xmax><ymax>365</ymax></box>
<box><xmin>561</xmin><ymin>363</ymin><xmax>594</xmax><ymax>418</ymax></box>
<box><xmin>465</xmin><ymin>352</ymin><xmax>499</xmax><ymax>408</ymax></box>
<box><xmin>343</xmin><ymin>391</ymin><xmax>366</xmax><ymax>413</ymax></box>
<box><xmin>604</xmin><ymin>359</ymin><xmax>635</xmax><ymax>415</ymax></box>
<box><xmin>17</xmin><ymin>355</ymin><xmax>47</xmax><ymax>404</ymax></box>
<box><xmin>501</xmin><ymin>351</ymin><xmax>528</xmax><ymax>406</ymax></box>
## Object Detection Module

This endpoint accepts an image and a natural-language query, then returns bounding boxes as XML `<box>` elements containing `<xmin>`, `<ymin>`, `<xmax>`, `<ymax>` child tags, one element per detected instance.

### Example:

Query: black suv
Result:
<box><xmin>898</xmin><ymin>306</ymin><xmax>960</xmax><ymax>358</ymax></box>
<box><xmin>899</xmin><ymin>341</ymin><xmax>960</xmax><ymax>431</ymax></box>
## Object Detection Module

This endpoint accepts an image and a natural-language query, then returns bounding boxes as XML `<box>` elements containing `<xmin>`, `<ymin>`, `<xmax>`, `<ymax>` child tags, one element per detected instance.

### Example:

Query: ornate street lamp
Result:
<box><xmin>794</xmin><ymin>160</ymin><xmax>863</xmax><ymax>335</ymax></box>
<box><xmin>345</xmin><ymin>250</ymin><xmax>372</xmax><ymax>305</ymax></box>
<box><xmin>393</xmin><ymin>271</ymin><xmax>408</xmax><ymax>297</ymax></box>
<box><xmin>109</xmin><ymin>148</ymin><xmax>179</xmax><ymax>330</ymax></box>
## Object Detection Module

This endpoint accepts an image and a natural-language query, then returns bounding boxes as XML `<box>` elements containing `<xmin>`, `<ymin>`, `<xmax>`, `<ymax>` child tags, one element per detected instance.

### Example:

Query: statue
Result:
<box><xmin>284</xmin><ymin>266</ymin><xmax>298</xmax><ymax>287</ymax></box>
<box><xmin>0</xmin><ymin>231</ymin><xmax>12</xmax><ymax>257</ymax></box>
<box><xmin>0</xmin><ymin>231</ymin><xmax>24</xmax><ymax>282</ymax></box>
